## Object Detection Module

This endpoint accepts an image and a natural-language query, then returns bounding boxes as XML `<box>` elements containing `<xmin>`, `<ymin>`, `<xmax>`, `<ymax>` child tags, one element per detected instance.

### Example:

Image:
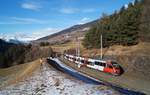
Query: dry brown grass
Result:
<box><xmin>51</xmin><ymin>41</ymin><xmax>76</xmax><ymax>53</ymax></box>
<box><xmin>81</xmin><ymin>42</ymin><xmax>150</xmax><ymax>57</ymax></box>
<box><xmin>51</xmin><ymin>40</ymin><xmax>150</xmax><ymax>57</ymax></box>
<box><xmin>0</xmin><ymin>59</ymin><xmax>41</xmax><ymax>87</ymax></box>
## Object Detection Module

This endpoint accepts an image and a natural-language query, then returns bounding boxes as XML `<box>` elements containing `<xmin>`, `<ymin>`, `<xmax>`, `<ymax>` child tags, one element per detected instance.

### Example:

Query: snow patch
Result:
<box><xmin>0</xmin><ymin>63</ymin><xmax>118</xmax><ymax>95</ymax></box>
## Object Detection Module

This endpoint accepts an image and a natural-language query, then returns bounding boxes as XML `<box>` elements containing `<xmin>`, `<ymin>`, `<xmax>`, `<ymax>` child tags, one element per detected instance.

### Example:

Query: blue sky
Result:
<box><xmin>0</xmin><ymin>0</ymin><xmax>133</xmax><ymax>41</ymax></box>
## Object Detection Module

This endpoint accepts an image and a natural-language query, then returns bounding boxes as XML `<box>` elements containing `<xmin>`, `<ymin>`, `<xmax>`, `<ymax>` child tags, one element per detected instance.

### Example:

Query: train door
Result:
<box><xmin>94</xmin><ymin>61</ymin><xmax>104</xmax><ymax>71</ymax></box>
<box><xmin>72</xmin><ymin>57</ymin><xmax>75</xmax><ymax>62</ymax></box>
<box><xmin>86</xmin><ymin>59</ymin><xmax>95</xmax><ymax>69</ymax></box>
<box><xmin>75</xmin><ymin>57</ymin><xmax>80</xmax><ymax>64</ymax></box>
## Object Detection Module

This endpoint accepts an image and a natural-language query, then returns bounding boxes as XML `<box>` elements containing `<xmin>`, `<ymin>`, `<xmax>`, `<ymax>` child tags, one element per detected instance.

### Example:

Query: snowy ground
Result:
<box><xmin>0</xmin><ymin>64</ymin><xmax>120</xmax><ymax>95</ymax></box>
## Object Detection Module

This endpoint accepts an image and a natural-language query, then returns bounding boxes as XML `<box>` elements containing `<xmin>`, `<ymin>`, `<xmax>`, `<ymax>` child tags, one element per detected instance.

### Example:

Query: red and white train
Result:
<box><xmin>64</xmin><ymin>54</ymin><xmax>122</xmax><ymax>76</ymax></box>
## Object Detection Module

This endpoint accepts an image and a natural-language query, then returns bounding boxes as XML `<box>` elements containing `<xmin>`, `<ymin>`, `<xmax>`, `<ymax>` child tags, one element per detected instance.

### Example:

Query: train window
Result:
<box><xmin>73</xmin><ymin>58</ymin><xmax>75</xmax><ymax>61</ymax></box>
<box><xmin>101</xmin><ymin>63</ymin><xmax>106</xmax><ymax>67</ymax></box>
<box><xmin>95</xmin><ymin>61</ymin><xmax>100</xmax><ymax>65</ymax></box>
<box><xmin>88</xmin><ymin>62</ymin><xmax>94</xmax><ymax>65</ymax></box>
<box><xmin>81</xmin><ymin>60</ymin><xmax>84</xmax><ymax>63</ymax></box>
<box><xmin>87</xmin><ymin>61</ymin><xmax>91</xmax><ymax>64</ymax></box>
<box><xmin>76</xmin><ymin>58</ymin><xmax>80</xmax><ymax>62</ymax></box>
<box><xmin>112</xmin><ymin>62</ymin><xmax>119</xmax><ymax>68</ymax></box>
<box><xmin>96</xmin><ymin>62</ymin><xmax>105</xmax><ymax>67</ymax></box>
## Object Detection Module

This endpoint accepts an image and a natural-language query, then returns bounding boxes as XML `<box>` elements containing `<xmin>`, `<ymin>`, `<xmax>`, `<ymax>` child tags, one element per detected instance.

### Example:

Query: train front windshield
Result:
<box><xmin>112</xmin><ymin>62</ymin><xmax>120</xmax><ymax>68</ymax></box>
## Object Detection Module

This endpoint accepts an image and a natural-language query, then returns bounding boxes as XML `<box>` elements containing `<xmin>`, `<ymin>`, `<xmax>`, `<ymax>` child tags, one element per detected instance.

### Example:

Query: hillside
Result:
<box><xmin>0</xmin><ymin>39</ymin><xmax>15</xmax><ymax>52</ymax></box>
<box><xmin>35</xmin><ymin>20</ymin><xmax>98</xmax><ymax>44</ymax></box>
<box><xmin>0</xmin><ymin>39</ymin><xmax>53</xmax><ymax>68</ymax></box>
<box><xmin>0</xmin><ymin>59</ymin><xmax>41</xmax><ymax>87</ymax></box>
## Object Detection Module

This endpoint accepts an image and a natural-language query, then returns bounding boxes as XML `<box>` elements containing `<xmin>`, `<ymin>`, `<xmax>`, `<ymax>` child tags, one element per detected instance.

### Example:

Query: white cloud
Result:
<box><xmin>11</xmin><ymin>17</ymin><xmax>47</xmax><ymax>24</ymax></box>
<box><xmin>60</xmin><ymin>8</ymin><xmax>78</xmax><ymax>14</ymax></box>
<box><xmin>0</xmin><ymin>22</ymin><xmax>19</xmax><ymax>25</ymax></box>
<box><xmin>124</xmin><ymin>4</ymin><xmax>128</xmax><ymax>9</ymax></box>
<box><xmin>0</xmin><ymin>28</ymin><xmax>60</xmax><ymax>41</ymax></box>
<box><xmin>21</xmin><ymin>2</ymin><xmax>41</xmax><ymax>11</ymax></box>
<box><xmin>0</xmin><ymin>17</ymin><xmax>48</xmax><ymax>25</ymax></box>
<box><xmin>31</xmin><ymin>28</ymin><xmax>60</xmax><ymax>39</ymax></box>
<box><xmin>82</xmin><ymin>9</ymin><xmax>95</xmax><ymax>13</ymax></box>
<box><xmin>59</xmin><ymin>7</ymin><xmax>96</xmax><ymax>14</ymax></box>
<box><xmin>78</xmin><ymin>17</ymin><xmax>90</xmax><ymax>24</ymax></box>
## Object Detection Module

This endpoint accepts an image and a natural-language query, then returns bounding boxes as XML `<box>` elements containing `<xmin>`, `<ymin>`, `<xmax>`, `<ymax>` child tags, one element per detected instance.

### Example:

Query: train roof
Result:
<box><xmin>65</xmin><ymin>54</ymin><xmax>110</xmax><ymax>63</ymax></box>
<box><xmin>88</xmin><ymin>58</ymin><xmax>106</xmax><ymax>63</ymax></box>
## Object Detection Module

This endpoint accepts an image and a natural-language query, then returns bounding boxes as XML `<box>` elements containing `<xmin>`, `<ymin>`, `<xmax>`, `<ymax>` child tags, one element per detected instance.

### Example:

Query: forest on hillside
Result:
<box><xmin>0</xmin><ymin>39</ymin><xmax>53</xmax><ymax>68</ymax></box>
<box><xmin>83</xmin><ymin>0</ymin><xmax>150</xmax><ymax>49</ymax></box>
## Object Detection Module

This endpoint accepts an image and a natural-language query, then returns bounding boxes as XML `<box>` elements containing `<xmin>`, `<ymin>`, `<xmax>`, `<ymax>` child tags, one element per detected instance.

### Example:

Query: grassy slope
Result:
<box><xmin>51</xmin><ymin>40</ymin><xmax>150</xmax><ymax>57</ymax></box>
<box><xmin>0</xmin><ymin>59</ymin><xmax>41</xmax><ymax>87</ymax></box>
<box><xmin>51</xmin><ymin>41</ymin><xmax>76</xmax><ymax>53</ymax></box>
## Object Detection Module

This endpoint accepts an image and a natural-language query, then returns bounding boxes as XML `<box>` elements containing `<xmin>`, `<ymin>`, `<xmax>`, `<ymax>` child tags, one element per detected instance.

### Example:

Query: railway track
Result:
<box><xmin>47</xmin><ymin>57</ymin><xmax>145</xmax><ymax>95</ymax></box>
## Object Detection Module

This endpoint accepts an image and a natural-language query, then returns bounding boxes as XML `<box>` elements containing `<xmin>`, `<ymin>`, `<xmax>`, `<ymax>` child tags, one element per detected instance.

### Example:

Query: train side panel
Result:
<box><xmin>63</xmin><ymin>54</ymin><xmax>121</xmax><ymax>75</ymax></box>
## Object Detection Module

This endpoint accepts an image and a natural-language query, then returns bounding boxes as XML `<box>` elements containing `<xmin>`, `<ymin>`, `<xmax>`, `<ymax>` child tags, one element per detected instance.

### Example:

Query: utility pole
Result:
<box><xmin>100</xmin><ymin>34</ymin><xmax>103</xmax><ymax>59</ymax></box>
<box><xmin>75</xmin><ymin>37</ymin><xmax>78</xmax><ymax>56</ymax></box>
<box><xmin>100</xmin><ymin>22</ymin><xmax>103</xmax><ymax>59</ymax></box>
<box><xmin>78</xmin><ymin>37</ymin><xmax>80</xmax><ymax>57</ymax></box>
<box><xmin>76</xmin><ymin>37</ymin><xmax>80</xmax><ymax>57</ymax></box>
<box><xmin>98</xmin><ymin>22</ymin><xmax>103</xmax><ymax>60</ymax></box>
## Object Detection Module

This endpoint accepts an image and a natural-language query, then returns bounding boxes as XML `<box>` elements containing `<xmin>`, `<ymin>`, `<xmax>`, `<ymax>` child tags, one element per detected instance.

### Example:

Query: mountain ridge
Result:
<box><xmin>35</xmin><ymin>19</ymin><xmax>98</xmax><ymax>43</ymax></box>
